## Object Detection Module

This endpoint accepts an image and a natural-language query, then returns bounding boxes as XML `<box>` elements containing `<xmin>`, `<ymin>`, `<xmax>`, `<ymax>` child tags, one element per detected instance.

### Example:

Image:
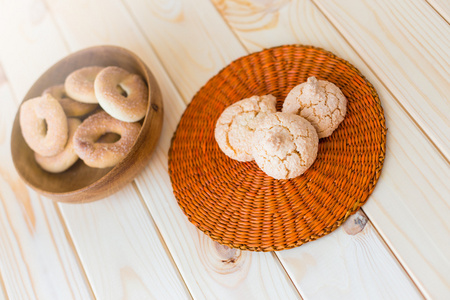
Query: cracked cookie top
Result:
<box><xmin>215</xmin><ymin>94</ymin><xmax>277</xmax><ymax>161</ymax></box>
<box><xmin>282</xmin><ymin>76</ymin><xmax>347</xmax><ymax>138</ymax></box>
<box><xmin>251</xmin><ymin>112</ymin><xmax>318</xmax><ymax>180</ymax></box>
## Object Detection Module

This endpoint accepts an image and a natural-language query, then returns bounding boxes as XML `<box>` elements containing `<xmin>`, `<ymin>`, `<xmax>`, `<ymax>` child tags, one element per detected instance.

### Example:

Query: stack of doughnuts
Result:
<box><xmin>215</xmin><ymin>76</ymin><xmax>347</xmax><ymax>180</ymax></box>
<box><xmin>20</xmin><ymin>65</ymin><xmax>149</xmax><ymax>173</ymax></box>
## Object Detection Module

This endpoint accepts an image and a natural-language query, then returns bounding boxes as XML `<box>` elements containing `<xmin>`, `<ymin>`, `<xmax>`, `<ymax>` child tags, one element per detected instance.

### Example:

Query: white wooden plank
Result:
<box><xmin>121</xmin><ymin>0</ymin><xmax>246</xmax><ymax>100</ymax></box>
<box><xmin>279</xmin><ymin>211</ymin><xmax>421</xmax><ymax>299</ymax></box>
<box><xmin>427</xmin><ymin>0</ymin><xmax>450</xmax><ymax>23</ymax></box>
<box><xmin>58</xmin><ymin>186</ymin><xmax>191</xmax><ymax>300</ymax></box>
<box><xmin>212</xmin><ymin>0</ymin><xmax>450</xmax><ymax>297</ymax></box>
<box><xmin>0</xmin><ymin>62</ymin><xmax>93</xmax><ymax>300</ymax></box>
<box><xmin>314</xmin><ymin>0</ymin><xmax>450</xmax><ymax>159</ymax></box>
<box><xmin>44</xmin><ymin>0</ymin><xmax>300</xmax><ymax>299</ymax></box>
<box><xmin>0</xmin><ymin>0</ymin><xmax>68</xmax><ymax>100</ymax></box>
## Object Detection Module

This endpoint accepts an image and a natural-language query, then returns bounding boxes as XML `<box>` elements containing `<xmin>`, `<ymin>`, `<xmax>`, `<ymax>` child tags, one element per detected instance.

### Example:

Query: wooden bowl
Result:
<box><xmin>10</xmin><ymin>45</ymin><xmax>163</xmax><ymax>203</ymax></box>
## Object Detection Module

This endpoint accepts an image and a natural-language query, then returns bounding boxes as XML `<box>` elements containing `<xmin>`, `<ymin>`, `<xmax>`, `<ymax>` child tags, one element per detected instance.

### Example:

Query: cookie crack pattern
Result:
<box><xmin>215</xmin><ymin>95</ymin><xmax>277</xmax><ymax>161</ymax></box>
<box><xmin>223</xmin><ymin>112</ymin><xmax>242</xmax><ymax>156</ymax></box>
<box><xmin>258</xmin><ymin>129</ymin><xmax>309</xmax><ymax>164</ymax></box>
<box><xmin>284</xmin><ymin>77</ymin><xmax>347</xmax><ymax>139</ymax></box>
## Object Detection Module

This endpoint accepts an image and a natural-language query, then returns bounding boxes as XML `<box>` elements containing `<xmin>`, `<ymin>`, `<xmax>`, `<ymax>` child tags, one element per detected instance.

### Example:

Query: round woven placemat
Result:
<box><xmin>168</xmin><ymin>45</ymin><xmax>386</xmax><ymax>251</ymax></box>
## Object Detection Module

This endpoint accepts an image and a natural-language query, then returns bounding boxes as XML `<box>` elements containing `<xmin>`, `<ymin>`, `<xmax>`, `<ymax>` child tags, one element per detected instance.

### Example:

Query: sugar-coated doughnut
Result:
<box><xmin>214</xmin><ymin>95</ymin><xmax>277</xmax><ymax>162</ymax></box>
<box><xmin>65</xmin><ymin>66</ymin><xmax>104</xmax><ymax>103</ymax></box>
<box><xmin>20</xmin><ymin>94</ymin><xmax>68</xmax><ymax>157</ymax></box>
<box><xmin>73</xmin><ymin>111</ymin><xmax>141</xmax><ymax>168</ymax></box>
<box><xmin>94</xmin><ymin>66</ymin><xmax>148</xmax><ymax>122</ymax></box>
<box><xmin>35</xmin><ymin>118</ymin><xmax>81</xmax><ymax>173</ymax></box>
<box><xmin>43</xmin><ymin>85</ymin><xmax>98</xmax><ymax>117</ymax></box>
<box><xmin>283</xmin><ymin>76</ymin><xmax>347</xmax><ymax>138</ymax></box>
<box><xmin>251</xmin><ymin>112</ymin><xmax>318</xmax><ymax>180</ymax></box>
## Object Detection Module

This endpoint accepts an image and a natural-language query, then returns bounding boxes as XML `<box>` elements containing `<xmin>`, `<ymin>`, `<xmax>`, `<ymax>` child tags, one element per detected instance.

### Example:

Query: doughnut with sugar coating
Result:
<box><xmin>20</xmin><ymin>94</ymin><xmax>68</xmax><ymax>157</ymax></box>
<box><xmin>73</xmin><ymin>111</ymin><xmax>141</xmax><ymax>168</ymax></box>
<box><xmin>43</xmin><ymin>85</ymin><xmax>98</xmax><ymax>117</ymax></box>
<box><xmin>94</xmin><ymin>66</ymin><xmax>148</xmax><ymax>122</ymax></box>
<box><xmin>65</xmin><ymin>66</ymin><xmax>104</xmax><ymax>103</ymax></box>
<box><xmin>35</xmin><ymin>118</ymin><xmax>81</xmax><ymax>173</ymax></box>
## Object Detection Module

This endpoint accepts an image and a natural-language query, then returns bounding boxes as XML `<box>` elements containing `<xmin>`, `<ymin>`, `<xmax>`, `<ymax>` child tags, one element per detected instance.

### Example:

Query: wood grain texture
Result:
<box><xmin>212</xmin><ymin>0</ymin><xmax>450</xmax><ymax>297</ymax></box>
<box><xmin>0</xmin><ymin>62</ymin><xmax>93</xmax><ymax>299</ymax></box>
<box><xmin>122</xmin><ymin>0</ymin><xmax>248</xmax><ymax>101</ymax></box>
<box><xmin>44</xmin><ymin>0</ymin><xmax>300</xmax><ymax>298</ymax></box>
<box><xmin>314</xmin><ymin>0</ymin><xmax>450</xmax><ymax>159</ymax></box>
<box><xmin>427</xmin><ymin>0</ymin><xmax>450</xmax><ymax>22</ymax></box>
<box><xmin>58</xmin><ymin>186</ymin><xmax>191</xmax><ymax>300</ymax></box>
<box><xmin>0</xmin><ymin>0</ymin><xmax>68</xmax><ymax>101</ymax></box>
<box><xmin>0</xmin><ymin>273</ymin><xmax>8</xmax><ymax>300</ymax></box>
<box><xmin>279</xmin><ymin>211</ymin><xmax>421</xmax><ymax>299</ymax></box>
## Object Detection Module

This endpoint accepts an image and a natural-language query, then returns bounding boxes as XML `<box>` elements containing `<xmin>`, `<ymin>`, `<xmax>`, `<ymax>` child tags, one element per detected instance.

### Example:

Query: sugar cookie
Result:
<box><xmin>43</xmin><ymin>85</ymin><xmax>98</xmax><ymax>117</ymax></box>
<box><xmin>251</xmin><ymin>112</ymin><xmax>318</xmax><ymax>180</ymax></box>
<box><xmin>215</xmin><ymin>94</ymin><xmax>277</xmax><ymax>161</ymax></box>
<box><xmin>20</xmin><ymin>94</ymin><xmax>68</xmax><ymax>157</ymax></box>
<box><xmin>35</xmin><ymin>118</ymin><xmax>81</xmax><ymax>173</ymax></box>
<box><xmin>65</xmin><ymin>66</ymin><xmax>104</xmax><ymax>103</ymax></box>
<box><xmin>283</xmin><ymin>77</ymin><xmax>347</xmax><ymax>138</ymax></box>
<box><xmin>73</xmin><ymin>111</ymin><xmax>141</xmax><ymax>168</ymax></box>
<box><xmin>94</xmin><ymin>66</ymin><xmax>148</xmax><ymax>122</ymax></box>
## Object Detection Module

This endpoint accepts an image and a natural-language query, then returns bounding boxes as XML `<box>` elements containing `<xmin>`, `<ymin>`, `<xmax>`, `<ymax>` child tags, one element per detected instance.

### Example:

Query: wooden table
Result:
<box><xmin>0</xmin><ymin>0</ymin><xmax>449</xmax><ymax>299</ymax></box>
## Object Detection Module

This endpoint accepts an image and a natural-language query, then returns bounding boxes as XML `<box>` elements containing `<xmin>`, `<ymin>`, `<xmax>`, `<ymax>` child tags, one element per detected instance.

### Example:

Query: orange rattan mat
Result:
<box><xmin>168</xmin><ymin>45</ymin><xmax>386</xmax><ymax>251</ymax></box>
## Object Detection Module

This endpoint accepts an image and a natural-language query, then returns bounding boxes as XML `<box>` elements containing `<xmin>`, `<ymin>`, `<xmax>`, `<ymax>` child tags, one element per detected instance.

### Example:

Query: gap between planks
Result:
<box><xmin>425</xmin><ymin>0</ymin><xmax>450</xmax><ymax>25</ymax></box>
<box><xmin>310</xmin><ymin>0</ymin><xmax>450</xmax><ymax>166</ymax></box>
<box><xmin>130</xmin><ymin>181</ymin><xmax>194</xmax><ymax>300</ymax></box>
<box><xmin>271</xmin><ymin>252</ymin><xmax>304</xmax><ymax>300</ymax></box>
<box><xmin>52</xmin><ymin>202</ymin><xmax>96</xmax><ymax>300</ymax></box>
<box><xmin>358</xmin><ymin>208</ymin><xmax>426</xmax><ymax>298</ymax></box>
<box><xmin>208</xmin><ymin>0</ymin><xmax>253</xmax><ymax>54</ymax></box>
<box><xmin>119</xmin><ymin>0</ymin><xmax>188</xmax><ymax>105</ymax></box>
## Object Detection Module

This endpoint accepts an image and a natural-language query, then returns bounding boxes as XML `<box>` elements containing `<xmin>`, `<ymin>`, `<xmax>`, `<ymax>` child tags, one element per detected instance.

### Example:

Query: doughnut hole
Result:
<box><xmin>97</xmin><ymin>132</ymin><xmax>121</xmax><ymax>143</ymax></box>
<box><xmin>116</xmin><ymin>84</ymin><xmax>128</xmax><ymax>98</ymax></box>
<box><xmin>73</xmin><ymin>111</ymin><xmax>141</xmax><ymax>168</ymax></box>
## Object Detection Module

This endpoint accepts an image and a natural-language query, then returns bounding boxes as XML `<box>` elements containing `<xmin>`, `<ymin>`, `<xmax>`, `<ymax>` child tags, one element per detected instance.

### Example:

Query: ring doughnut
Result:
<box><xmin>73</xmin><ymin>111</ymin><xmax>141</xmax><ymax>168</ymax></box>
<box><xmin>35</xmin><ymin>118</ymin><xmax>81</xmax><ymax>173</ymax></box>
<box><xmin>65</xmin><ymin>66</ymin><xmax>104</xmax><ymax>103</ymax></box>
<box><xmin>94</xmin><ymin>66</ymin><xmax>148</xmax><ymax>122</ymax></box>
<box><xmin>20</xmin><ymin>94</ymin><xmax>68</xmax><ymax>157</ymax></box>
<box><xmin>43</xmin><ymin>85</ymin><xmax>98</xmax><ymax>117</ymax></box>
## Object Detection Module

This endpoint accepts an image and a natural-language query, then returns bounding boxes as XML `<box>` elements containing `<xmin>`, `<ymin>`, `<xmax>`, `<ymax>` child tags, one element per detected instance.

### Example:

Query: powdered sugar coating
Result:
<box><xmin>94</xmin><ymin>66</ymin><xmax>148</xmax><ymax>122</ymax></box>
<box><xmin>251</xmin><ymin>112</ymin><xmax>318</xmax><ymax>180</ymax></box>
<box><xmin>65</xmin><ymin>66</ymin><xmax>104</xmax><ymax>103</ymax></box>
<box><xmin>215</xmin><ymin>94</ymin><xmax>277</xmax><ymax>161</ymax></box>
<box><xmin>35</xmin><ymin>118</ymin><xmax>81</xmax><ymax>173</ymax></box>
<box><xmin>73</xmin><ymin>111</ymin><xmax>141</xmax><ymax>168</ymax></box>
<box><xmin>282</xmin><ymin>77</ymin><xmax>347</xmax><ymax>138</ymax></box>
<box><xmin>20</xmin><ymin>94</ymin><xmax>68</xmax><ymax>157</ymax></box>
